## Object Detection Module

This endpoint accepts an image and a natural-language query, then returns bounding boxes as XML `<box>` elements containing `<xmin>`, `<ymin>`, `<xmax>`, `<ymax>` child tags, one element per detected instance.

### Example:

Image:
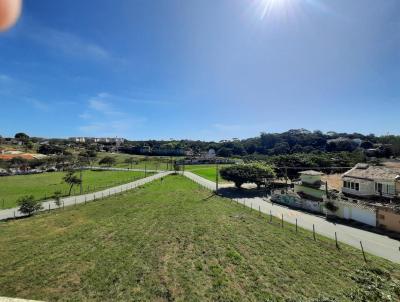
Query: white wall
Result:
<box><xmin>342</xmin><ymin>177</ymin><xmax>374</xmax><ymax>197</ymax></box>
<box><xmin>334</xmin><ymin>200</ymin><xmax>376</xmax><ymax>227</ymax></box>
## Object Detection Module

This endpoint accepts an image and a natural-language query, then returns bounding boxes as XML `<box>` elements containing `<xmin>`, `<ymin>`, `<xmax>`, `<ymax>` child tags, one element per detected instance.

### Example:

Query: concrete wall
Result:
<box><xmin>300</xmin><ymin>174</ymin><xmax>320</xmax><ymax>185</ymax></box>
<box><xmin>271</xmin><ymin>193</ymin><xmax>324</xmax><ymax>214</ymax></box>
<box><xmin>377</xmin><ymin>208</ymin><xmax>400</xmax><ymax>233</ymax></box>
<box><xmin>294</xmin><ymin>184</ymin><xmax>325</xmax><ymax>200</ymax></box>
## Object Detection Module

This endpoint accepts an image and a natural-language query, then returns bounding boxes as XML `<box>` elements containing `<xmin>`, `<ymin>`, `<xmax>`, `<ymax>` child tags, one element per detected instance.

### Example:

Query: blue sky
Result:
<box><xmin>0</xmin><ymin>0</ymin><xmax>399</xmax><ymax>141</ymax></box>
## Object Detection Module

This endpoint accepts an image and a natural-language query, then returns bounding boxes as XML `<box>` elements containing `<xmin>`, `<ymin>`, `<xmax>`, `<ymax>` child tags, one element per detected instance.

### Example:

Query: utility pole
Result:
<box><xmin>80</xmin><ymin>168</ymin><xmax>83</xmax><ymax>194</ymax></box>
<box><xmin>216</xmin><ymin>162</ymin><xmax>219</xmax><ymax>194</ymax></box>
<box><xmin>285</xmin><ymin>167</ymin><xmax>288</xmax><ymax>193</ymax></box>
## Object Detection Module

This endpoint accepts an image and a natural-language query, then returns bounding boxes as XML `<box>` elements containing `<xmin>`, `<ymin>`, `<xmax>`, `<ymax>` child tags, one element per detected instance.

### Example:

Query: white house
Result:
<box><xmin>342</xmin><ymin>164</ymin><xmax>400</xmax><ymax>199</ymax></box>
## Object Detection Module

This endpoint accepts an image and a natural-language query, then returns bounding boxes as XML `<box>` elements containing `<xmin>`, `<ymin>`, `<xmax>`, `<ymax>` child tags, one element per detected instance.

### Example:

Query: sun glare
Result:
<box><xmin>256</xmin><ymin>0</ymin><xmax>295</xmax><ymax>20</ymax></box>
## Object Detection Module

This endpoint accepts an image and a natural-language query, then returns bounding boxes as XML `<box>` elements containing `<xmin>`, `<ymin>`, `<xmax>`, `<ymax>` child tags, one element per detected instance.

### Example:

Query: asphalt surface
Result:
<box><xmin>183</xmin><ymin>171</ymin><xmax>400</xmax><ymax>263</ymax></box>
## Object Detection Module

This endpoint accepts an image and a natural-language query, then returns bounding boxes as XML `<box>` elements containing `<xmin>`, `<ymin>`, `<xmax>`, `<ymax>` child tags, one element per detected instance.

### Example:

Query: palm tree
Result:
<box><xmin>63</xmin><ymin>171</ymin><xmax>82</xmax><ymax>196</ymax></box>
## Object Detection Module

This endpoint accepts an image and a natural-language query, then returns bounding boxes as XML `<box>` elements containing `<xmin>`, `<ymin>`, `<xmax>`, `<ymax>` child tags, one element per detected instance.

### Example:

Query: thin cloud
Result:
<box><xmin>79</xmin><ymin>118</ymin><xmax>146</xmax><ymax>137</ymax></box>
<box><xmin>78</xmin><ymin>92</ymin><xmax>147</xmax><ymax>137</ymax></box>
<box><xmin>27</xmin><ymin>25</ymin><xmax>111</xmax><ymax>61</ymax></box>
<box><xmin>88</xmin><ymin>96</ymin><xmax>123</xmax><ymax>116</ymax></box>
<box><xmin>0</xmin><ymin>74</ymin><xmax>12</xmax><ymax>82</ymax></box>
<box><xmin>25</xmin><ymin>98</ymin><xmax>50</xmax><ymax>112</ymax></box>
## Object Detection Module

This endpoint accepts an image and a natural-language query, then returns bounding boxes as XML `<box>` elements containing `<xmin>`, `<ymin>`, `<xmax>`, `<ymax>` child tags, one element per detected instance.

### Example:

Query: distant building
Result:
<box><xmin>68</xmin><ymin>137</ymin><xmax>125</xmax><ymax>144</ymax></box>
<box><xmin>294</xmin><ymin>170</ymin><xmax>327</xmax><ymax>201</ymax></box>
<box><xmin>342</xmin><ymin>164</ymin><xmax>400</xmax><ymax>199</ymax></box>
<box><xmin>69</xmin><ymin>137</ymin><xmax>86</xmax><ymax>143</ymax></box>
<box><xmin>206</xmin><ymin>149</ymin><xmax>216</xmax><ymax>159</ymax></box>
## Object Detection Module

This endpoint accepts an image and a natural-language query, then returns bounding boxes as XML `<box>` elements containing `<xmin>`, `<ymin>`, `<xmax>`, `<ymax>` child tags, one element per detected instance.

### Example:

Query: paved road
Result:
<box><xmin>183</xmin><ymin>171</ymin><xmax>400</xmax><ymax>263</ymax></box>
<box><xmin>0</xmin><ymin>171</ymin><xmax>172</xmax><ymax>221</ymax></box>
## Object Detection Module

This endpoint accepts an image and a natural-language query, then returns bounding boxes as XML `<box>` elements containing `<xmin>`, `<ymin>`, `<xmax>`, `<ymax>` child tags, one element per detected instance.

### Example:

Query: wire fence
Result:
<box><xmin>181</xmin><ymin>172</ymin><xmax>399</xmax><ymax>264</ymax></box>
<box><xmin>1</xmin><ymin>172</ymin><xmax>172</xmax><ymax>219</ymax></box>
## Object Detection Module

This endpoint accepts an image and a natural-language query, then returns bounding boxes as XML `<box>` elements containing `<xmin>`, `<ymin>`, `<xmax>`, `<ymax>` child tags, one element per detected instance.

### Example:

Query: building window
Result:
<box><xmin>351</xmin><ymin>182</ymin><xmax>355</xmax><ymax>190</ymax></box>
<box><xmin>375</xmin><ymin>183</ymin><xmax>383</xmax><ymax>193</ymax></box>
<box><xmin>355</xmin><ymin>183</ymin><xmax>360</xmax><ymax>191</ymax></box>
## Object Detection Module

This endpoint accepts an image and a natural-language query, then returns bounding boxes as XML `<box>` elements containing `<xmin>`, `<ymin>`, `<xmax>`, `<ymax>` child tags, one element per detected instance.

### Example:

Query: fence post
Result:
<box><xmin>270</xmin><ymin>210</ymin><xmax>272</xmax><ymax>223</ymax></box>
<box><xmin>296</xmin><ymin>219</ymin><xmax>298</xmax><ymax>233</ymax></box>
<box><xmin>48</xmin><ymin>204</ymin><xmax>50</xmax><ymax>212</ymax></box>
<box><xmin>313</xmin><ymin>224</ymin><xmax>316</xmax><ymax>241</ymax></box>
<box><xmin>251</xmin><ymin>203</ymin><xmax>252</xmax><ymax>211</ymax></box>
<box><xmin>259</xmin><ymin>205</ymin><xmax>261</xmax><ymax>216</ymax></box>
<box><xmin>360</xmin><ymin>241</ymin><xmax>367</xmax><ymax>262</ymax></box>
<box><xmin>75</xmin><ymin>197</ymin><xmax>77</xmax><ymax>206</ymax></box>
<box><xmin>281</xmin><ymin>214</ymin><xmax>284</xmax><ymax>228</ymax></box>
<box><xmin>335</xmin><ymin>232</ymin><xmax>339</xmax><ymax>249</ymax></box>
<box><xmin>63</xmin><ymin>201</ymin><xmax>64</xmax><ymax>210</ymax></box>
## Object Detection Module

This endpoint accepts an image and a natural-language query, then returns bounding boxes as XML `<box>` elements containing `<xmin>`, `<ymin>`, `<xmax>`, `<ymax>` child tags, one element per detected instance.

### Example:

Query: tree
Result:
<box><xmin>217</xmin><ymin>147</ymin><xmax>233</xmax><ymax>157</ymax></box>
<box><xmin>53</xmin><ymin>191</ymin><xmax>63</xmax><ymax>207</ymax></box>
<box><xmin>38</xmin><ymin>144</ymin><xmax>65</xmax><ymax>155</ymax></box>
<box><xmin>99</xmin><ymin>156</ymin><xmax>116</xmax><ymax>167</ymax></box>
<box><xmin>15</xmin><ymin>132</ymin><xmax>29</xmax><ymax>141</ymax></box>
<box><xmin>220</xmin><ymin>163</ymin><xmax>276</xmax><ymax>189</ymax></box>
<box><xmin>124</xmin><ymin>157</ymin><xmax>136</xmax><ymax>169</ymax></box>
<box><xmin>17</xmin><ymin>195</ymin><xmax>42</xmax><ymax>216</ymax></box>
<box><xmin>63</xmin><ymin>171</ymin><xmax>82</xmax><ymax>195</ymax></box>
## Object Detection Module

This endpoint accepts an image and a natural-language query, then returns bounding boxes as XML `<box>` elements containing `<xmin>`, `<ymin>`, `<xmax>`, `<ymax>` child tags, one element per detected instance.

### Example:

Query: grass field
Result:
<box><xmin>0</xmin><ymin>175</ymin><xmax>399</xmax><ymax>301</ymax></box>
<box><xmin>95</xmin><ymin>152</ymin><xmax>181</xmax><ymax>170</ymax></box>
<box><xmin>185</xmin><ymin>164</ymin><xmax>231</xmax><ymax>183</ymax></box>
<box><xmin>0</xmin><ymin>170</ymin><xmax>149</xmax><ymax>209</ymax></box>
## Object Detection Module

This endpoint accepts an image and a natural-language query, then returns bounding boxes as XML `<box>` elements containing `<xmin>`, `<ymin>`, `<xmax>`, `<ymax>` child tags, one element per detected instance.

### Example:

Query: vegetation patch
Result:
<box><xmin>0</xmin><ymin>176</ymin><xmax>399</xmax><ymax>301</ymax></box>
<box><xmin>0</xmin><ymin>170</ymin><xmax>149</xmax><ymax>209</ymax></box>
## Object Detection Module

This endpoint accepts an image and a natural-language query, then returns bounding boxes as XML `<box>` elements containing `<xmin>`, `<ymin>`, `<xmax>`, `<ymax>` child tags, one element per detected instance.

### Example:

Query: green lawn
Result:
<box><xmin>96</xmin><ymin>152</ymin><xmax>181</xmax><ymax>170</ymax></box>
<box><xmin>0</xmin><ymin>170</ymin><xmax>149</xmax><ymax>209</ymax></box>
<box><xmin>185</xmin><ymin>164</ymin><xmax>231</xmax><ymax>183</ymax></box>
<box><xmin>0</xmin><ymin>175</ymin><xmax>399</xmax><ymax>301</ymax></box>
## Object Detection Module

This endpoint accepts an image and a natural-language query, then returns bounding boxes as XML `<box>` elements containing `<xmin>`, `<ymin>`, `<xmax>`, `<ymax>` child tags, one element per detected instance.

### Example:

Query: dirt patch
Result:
<box><xmin>322</xmin><ymin>174</ymin><xmax>343</xmax><ymax>191</ymax></box>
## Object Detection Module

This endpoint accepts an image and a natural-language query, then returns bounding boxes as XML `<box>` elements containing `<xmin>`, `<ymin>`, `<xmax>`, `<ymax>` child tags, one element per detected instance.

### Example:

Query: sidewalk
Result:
<box><xmin>0</xmin><ymin>171</ymin><xmax>172</xmax><ymax>221</ymax></box>
<box><xmin>182</xmin><ymin>171</ymin><xmax>400</xmax><ymax>263</ymax></box>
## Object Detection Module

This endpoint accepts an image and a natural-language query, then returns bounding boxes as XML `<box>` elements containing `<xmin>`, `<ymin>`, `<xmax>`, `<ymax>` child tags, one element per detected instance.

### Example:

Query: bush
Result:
<box><xmin>17</xmin><ymin>195</ymin><xmax>43</xmax><ymax>216</ymax></box>
<box><xmin>325</xmin><ymin>201</ymin><xmax>338</xmax><ymax>213</ymax></box>
<box><xmin>99</xmin><ymin>156</ymin><xmax>116</xmax><ymax>166</ymax></box>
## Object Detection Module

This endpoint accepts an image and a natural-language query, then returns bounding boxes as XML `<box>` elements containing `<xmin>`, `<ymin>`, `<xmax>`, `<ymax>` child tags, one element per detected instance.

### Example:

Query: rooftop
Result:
<box><xmin>299</xmin><ymin>170</ymin><xmax>324</xmax><ymax>176</ymax></box>
<box><xmin>343</xmin><ymin>164</ymin><xmax>400</xmax><ymax>181</ymax></box>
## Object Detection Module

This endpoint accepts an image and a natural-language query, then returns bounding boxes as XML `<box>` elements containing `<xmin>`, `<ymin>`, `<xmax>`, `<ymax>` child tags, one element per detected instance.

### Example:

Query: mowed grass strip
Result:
<box><xmin>0</xmin><ymin>170</ymin><xmax>149</xmax><ymax>209</ymax></box>
<box><xmin>0</xmin><ymin>175</ymin><xmax>399</xmax><ymax>301</ymax></box>
<box><xmin>185</xmin><ymin>164</ymin><xmax>231</xmax><ymax>183</ymax></box>
<box><xmin>95</xmin><ymin>152</ymin><xmax>179</xmax><ymax>170</ymax></box>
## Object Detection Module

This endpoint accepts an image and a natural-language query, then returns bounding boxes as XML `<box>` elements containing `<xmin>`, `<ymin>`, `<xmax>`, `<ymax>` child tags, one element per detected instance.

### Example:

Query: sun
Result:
<box><xmin>256</xmin><ymin>0</ymin><xmax>294</xmax><ymax>20</ymax></box>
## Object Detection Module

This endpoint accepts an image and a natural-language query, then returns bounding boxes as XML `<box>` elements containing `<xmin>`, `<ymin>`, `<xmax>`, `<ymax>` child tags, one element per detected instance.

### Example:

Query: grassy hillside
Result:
<box><xmin>0</xmin><ymin>176</ymin><xmax>399</xmax><ymax>301</ymax></box>
<box><xmin>0</xmin><ymin>170</ymin><xmax>149</xmax><ymax>209</ymax></box>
